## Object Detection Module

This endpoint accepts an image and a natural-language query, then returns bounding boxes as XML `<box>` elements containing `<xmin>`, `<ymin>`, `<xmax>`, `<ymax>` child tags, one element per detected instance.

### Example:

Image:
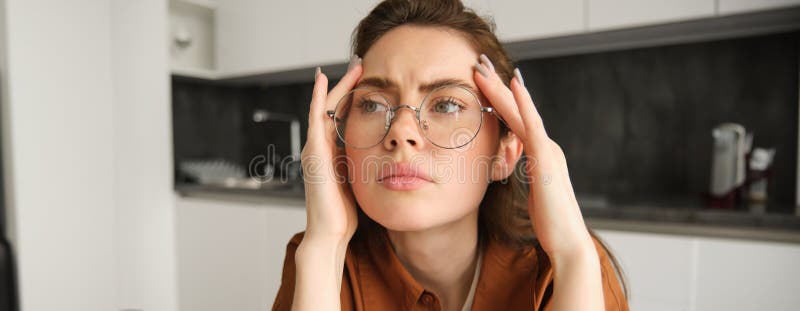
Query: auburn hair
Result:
<box><xmin>347</xmin><ymin>0</ymin><xmax>627</xmax><ymax>298</ymax></box>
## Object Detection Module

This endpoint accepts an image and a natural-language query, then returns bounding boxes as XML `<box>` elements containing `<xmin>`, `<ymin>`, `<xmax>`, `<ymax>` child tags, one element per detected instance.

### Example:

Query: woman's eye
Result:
<box><xmin>432</xmin><ymin>100</ymin><xmax>463</xmax><ymax>114</ymax></box>
<box><xmin>358</xmin><ymin>100</ymin><xmax>387</xmax><ymax>113</ymax></box>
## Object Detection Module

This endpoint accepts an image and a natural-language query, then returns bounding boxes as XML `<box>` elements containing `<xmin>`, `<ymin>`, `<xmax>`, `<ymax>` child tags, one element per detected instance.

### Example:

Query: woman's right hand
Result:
<box><xmin>292</xmin><ymin>57</ymin><xmax>364</xmax><ymax>311</ymax></box>
<box><xmin>300</xmin><ymin>57</ymin><xmax>363</xmax><ymax>245</ymax></box>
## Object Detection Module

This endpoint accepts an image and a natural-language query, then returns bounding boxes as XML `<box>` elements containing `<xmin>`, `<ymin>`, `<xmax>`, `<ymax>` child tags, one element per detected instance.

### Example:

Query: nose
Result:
<box><xmin>383</xmin><ymin>105</ymin><xmax>426</xmax><ymax>150</ymax></box>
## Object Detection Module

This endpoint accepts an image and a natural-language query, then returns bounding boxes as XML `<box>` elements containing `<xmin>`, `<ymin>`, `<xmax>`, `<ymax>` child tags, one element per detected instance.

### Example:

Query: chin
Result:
<box><xmin>360</xmin><ymin>199</ymin><xmax>445</xmax><ymax>232</ymax></box>
<box><xmin>352</xmin><ymin>182</ymin><xmax>481</xmax><ymax>232</ymax></box>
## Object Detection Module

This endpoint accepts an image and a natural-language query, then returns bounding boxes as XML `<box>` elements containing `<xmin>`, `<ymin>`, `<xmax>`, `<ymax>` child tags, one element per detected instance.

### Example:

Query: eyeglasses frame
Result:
<box><xmin>325</xmin><ymin>84</ymin><xmax>499</xmax><ymax>149</ymax></box>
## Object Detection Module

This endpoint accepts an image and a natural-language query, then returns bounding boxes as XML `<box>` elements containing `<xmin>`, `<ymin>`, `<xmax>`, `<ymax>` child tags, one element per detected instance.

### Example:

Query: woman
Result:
<box><xmin>274</xmin><ymin>0</ymin><xmax>628</xmax><ymax>310</ymax></box>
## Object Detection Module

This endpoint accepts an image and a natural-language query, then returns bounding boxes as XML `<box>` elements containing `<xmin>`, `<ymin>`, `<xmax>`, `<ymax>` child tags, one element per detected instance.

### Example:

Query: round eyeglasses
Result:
<box><xmin>326</xmin><ymin>85</ymin><xmax>496</xmax><ymax>149</ymax></box>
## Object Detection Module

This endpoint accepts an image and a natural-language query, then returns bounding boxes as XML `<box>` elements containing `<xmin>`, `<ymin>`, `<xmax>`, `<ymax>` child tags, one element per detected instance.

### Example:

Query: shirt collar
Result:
<box><xmin>470</xmin><ymin>235</ymin><xmax>542</xmax><ymax>310</ymax></box>
<box><xmin>355</xmin><ymin>230</ymin><xmax>506</xmax><ymax>310</ymax></box>
<box><xmin>355</xmin><ymin>229</ymin><xmax>426</xmax><ymax>308</ymax></box>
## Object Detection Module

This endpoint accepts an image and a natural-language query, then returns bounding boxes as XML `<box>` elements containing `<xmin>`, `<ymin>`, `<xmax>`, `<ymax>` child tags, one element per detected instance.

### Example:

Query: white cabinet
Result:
<box><xmin>203</xmin><ymin>0</ymin><xmax>799</xmax><ymax>78</ymax></box>
<box><xmin>596</xmin><ymin>229</ymin><xmax>800</xmax><ymax>311</ymax></box>
<box><xmin>595</xmin><ymin>230</ymin><xmax>697</xmax><ymax>311</ymax></box>
<box><xmin>462</xmin><ymin>0</ymin><xmax>492</xmax><ymax>17</ymax></box>
<box><xmin>488</xmin><ymin>0</ymin><xmax>585</xmax><ymax>42</ymax></box>
<box><xmin>587</xmin><ymin>0</ymin><xmax>715</xmax><ymax>31</ymax></box>
<box><xmin>215</xmin><ymin>0</ymin><xmax>377</xmax><ymax>77</ymax></box>
<box><xmin>694</xmin><ymin>238</ymin><xmax>800</xmax><ymax>310</ymax></box>
<box><xmin>216</xmin><ymin>1</ymin><xmax>306</xmax><ymax>75</ymax></box>
<box><xmin>175</xmin><ymin>213</ymin><xmax>800</xmax><ymax>311</ymax></box>
<box><xmin>213</xmin><ymin>0</ymin><xmax>585</xmax><ymax>76</ymax></box>
<box><xmin>304</xmin><ymin>0</ymin><xmax>376</xmax><ymax>67</ymax></box>
<box><xmin>169</xmin><ymin>0</ymin><xmax>217</xmax><ymax>78</ymax></box>
<box><xmin>718</xmin><ymin>0</ymin><xmax>800</xmax><ymax>15</ymax></box>
<box><xmin>176</xmin><ymin>197</ymin><xmax>306</xmax><ymax>311</ymax></box>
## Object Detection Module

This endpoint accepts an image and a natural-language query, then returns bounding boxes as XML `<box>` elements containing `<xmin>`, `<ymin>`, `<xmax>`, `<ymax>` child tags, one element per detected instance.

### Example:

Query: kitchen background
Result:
<box><xmin>174</xmin><ymin>30</ymin><xmax>798</xmax><ymax>213</ymax></box>
<box><xmin>1</xmin><ymin>1</ymin><xmax>800</xmax><ymax>311</ymax></box>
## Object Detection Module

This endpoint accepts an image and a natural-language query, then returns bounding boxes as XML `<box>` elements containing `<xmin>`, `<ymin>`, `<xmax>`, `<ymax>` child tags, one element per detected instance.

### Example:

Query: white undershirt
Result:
<box><xmin>460</xmin><ymin>244</ymin><xmax>484</xmax><ymax>311</ymax></box>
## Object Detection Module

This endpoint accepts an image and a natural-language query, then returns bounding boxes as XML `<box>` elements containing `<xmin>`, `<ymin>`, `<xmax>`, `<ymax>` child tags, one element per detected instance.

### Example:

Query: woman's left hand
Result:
<box><xmin>473</xmin><ymin>54</ymin><xmax>604</xmax><ymax>310</ymax></box>
<box><xmin>471</xmin><ymin>54</ymin><xmax>595</xmax><ymax>263</ymax></box>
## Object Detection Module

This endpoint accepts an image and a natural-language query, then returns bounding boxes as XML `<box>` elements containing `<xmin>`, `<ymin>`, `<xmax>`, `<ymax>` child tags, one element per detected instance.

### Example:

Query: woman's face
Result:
<box><xmin>347</xmin><ymin>25</ymin><xmax>504</xmax><ymax>232</ymax></box>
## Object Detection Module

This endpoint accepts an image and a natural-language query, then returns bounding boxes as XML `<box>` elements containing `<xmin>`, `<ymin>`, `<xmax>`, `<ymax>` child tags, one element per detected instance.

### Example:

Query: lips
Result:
<box><xmin>376</xmin><ymin>162</ymin><xmax>433</xmax><ymax>191</ymax></box>
<box><xmin>376</xmin><ymin>162</ymin><xmax>433</xmax><ymax>183</ymax></box>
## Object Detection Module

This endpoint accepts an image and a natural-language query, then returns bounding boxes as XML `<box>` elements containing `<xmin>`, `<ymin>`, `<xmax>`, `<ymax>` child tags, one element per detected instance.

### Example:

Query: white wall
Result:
<box><xmin>2</xmin><ymin>0</ymin><xmax>116</xmax><ymax>309</ymax></box>
<box><xmin>0</xmin><ymin>0</ymin><xmax>177</xmax><ymax>310</ymax></box>
<box><xmin>111</xmin><ymin>1</ymin><xmax>178</xmax><ymax>310</ymax></box>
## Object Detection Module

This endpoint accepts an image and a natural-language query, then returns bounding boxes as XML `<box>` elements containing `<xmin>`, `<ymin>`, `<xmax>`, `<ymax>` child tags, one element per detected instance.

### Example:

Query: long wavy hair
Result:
<box><xmin>347</xmin><ymin>0</ymin><xmax>627</xmax><ymax>298</ymax></box>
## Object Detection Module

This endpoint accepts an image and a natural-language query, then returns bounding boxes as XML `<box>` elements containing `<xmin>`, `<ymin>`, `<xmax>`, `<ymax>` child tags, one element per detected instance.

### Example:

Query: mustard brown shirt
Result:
<box><xmin>272</xmin><ymin>230</ymin><xmax>629</xmax><ymax>311</ymax></box>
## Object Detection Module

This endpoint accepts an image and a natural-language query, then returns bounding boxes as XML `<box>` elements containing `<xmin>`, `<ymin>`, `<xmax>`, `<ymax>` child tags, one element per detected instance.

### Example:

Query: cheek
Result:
<box><xmin>345</xmin><ymin>149</ymin><xmax>383</xmax><ymax>185</ymax></box>
<box><xmin>346</xmin><ymin>148</ymin><xmax>392</xmax><ymax>209</ymax></box>
<box><xmin>451</xmin><ymin>120</ymin><xmax>501</xmax><ymax>183</ymax></box>
<box><xmin>435</xmin><ymin>140</ymin><xmax>496</xmax><ymax>198</ymax></box>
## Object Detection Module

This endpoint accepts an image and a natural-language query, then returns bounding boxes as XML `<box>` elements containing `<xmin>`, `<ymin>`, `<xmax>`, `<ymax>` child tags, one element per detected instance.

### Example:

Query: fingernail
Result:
<box><xmin>514</xmin><ymin>67</ymin><xmax>525</xmax><ymax>86</ymax></box>
<box><xmin>315</xmin><ymin>66</ymin><xmax>321</xmax><ymax>79</ymax></box>
<box><xmin>347</xmin><ymin>54</ymin><xmax>359</xmax><ymax>71</ymax></box>
<box><xmin>479</xmin><ymin>54</ymin><xmax>494</xmax><ymax>72</ymax></box>
<box><xmin>474</xmin><ymin>61</ymin><xmax>489</xmax><ymax>78</ymax></box>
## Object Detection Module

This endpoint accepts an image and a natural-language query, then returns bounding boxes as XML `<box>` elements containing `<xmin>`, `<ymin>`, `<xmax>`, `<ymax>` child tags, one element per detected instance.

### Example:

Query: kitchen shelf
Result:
<box><xmin>172</xmin><ymin>0</ymin><xmax>217</xmax><ymax>10</ymax></box>
<box><xmin>171</xmin><ymin>66</ymin><xmax>218</xmax><ymax>80</ymax></box>
<box><xmin>169</xmin><ymin>0</ymin><xmax>216</xmax><ymax>78</ymax></box>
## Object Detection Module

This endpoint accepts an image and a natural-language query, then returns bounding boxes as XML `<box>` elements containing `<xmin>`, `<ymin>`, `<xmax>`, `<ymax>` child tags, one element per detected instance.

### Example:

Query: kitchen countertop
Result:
<box><xmin>582</xmin><ymin>205</ymin><xmax>800</xmax><ymax>243</ymax></box>
<box><xmin>176</xmin><ymin>183</ymin><xmax>800</xmax><ymax>243</ymax></box>
<box><xmin>176</xmin><ymin>182</ymin><xmax>305</xmax><ymax>200</ymax></box>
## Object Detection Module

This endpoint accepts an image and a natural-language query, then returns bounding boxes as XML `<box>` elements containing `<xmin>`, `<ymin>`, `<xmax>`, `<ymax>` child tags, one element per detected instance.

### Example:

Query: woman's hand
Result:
<box><xmin>472</xmin><ymin>54</ymin><xmax>593</xmax><ymax>261</ymax></box>
<box><xmin>301</xmin><ymin>58</ymin><xmax>363</xmax><ymax>244</ymax></box>
<box><xmin>473</xmin><ymin>54</ymin><xmax>604</xmax><ymax>310</ymax></box>
<box><xmin>292</xmin><ymin>57</ymin><xmax>363</xmax><ymax>311</ymax></box>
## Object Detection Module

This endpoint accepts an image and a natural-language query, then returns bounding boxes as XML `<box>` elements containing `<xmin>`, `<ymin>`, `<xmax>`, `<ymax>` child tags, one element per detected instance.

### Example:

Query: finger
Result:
<box><xmin>479</xmin><ymin>54</ymin><xmax>495</xmax><ymax>72</ymax></box>
<box><xmin>308</xmin><ymin>67</ymin><xmax>330</xmax><ymax>145</ymax></box>
<box><xmin>509</xmin><ymin>72</ymin><xmax>558</xmax><ymax>186</ymax></box>
<box><xmin>473</xmin><ymin>61</ymin><xmax>527</xmax><ymax>142</ymax></box>
<box><xmin>510</xmin><ymin>75</ymin><xmax>584</xmax><ymax>229</ymax></box>
<box><xmin>327</xmin><ymin>57</ymin><xmax>364</xmax><ymax>111</ymax></box>
<box><xmin>551</xmin><ymin>140</ymin><xmax>576</xmax><ymax>199</ymax></box>
<box><xmin>548</xmin><ymin>139</ymin><xmax>581</xmax><ymax>218</ymax></box>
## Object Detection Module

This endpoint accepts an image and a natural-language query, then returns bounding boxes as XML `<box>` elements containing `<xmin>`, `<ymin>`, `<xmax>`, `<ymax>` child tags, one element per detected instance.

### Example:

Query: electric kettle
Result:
<box><xmin>709</xmin><ymin>123</ymin><xmax>751</xmax><ymax>207</ymax></box>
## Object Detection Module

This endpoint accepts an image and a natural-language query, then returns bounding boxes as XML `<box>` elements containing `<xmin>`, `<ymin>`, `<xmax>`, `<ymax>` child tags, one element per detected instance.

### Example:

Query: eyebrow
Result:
<box><xmin>356</xmin><ymin>77</ymin><xmax>479</xmax><ymax>95</ymax></box>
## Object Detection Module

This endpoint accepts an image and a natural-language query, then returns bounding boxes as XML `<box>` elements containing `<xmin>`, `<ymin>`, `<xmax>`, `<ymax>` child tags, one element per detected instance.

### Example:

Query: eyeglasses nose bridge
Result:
<box><xmin>385</xmin><ymin>104</ymin><xmax>420</xmax><ymax>128</ymax></box>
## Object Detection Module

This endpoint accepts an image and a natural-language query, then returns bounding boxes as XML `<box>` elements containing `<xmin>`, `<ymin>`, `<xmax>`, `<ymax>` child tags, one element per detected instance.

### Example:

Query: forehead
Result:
<box><xmin>360</xmin><ymin>25</ymin><xmax>478</xmax><ymax>90</ymax></box>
